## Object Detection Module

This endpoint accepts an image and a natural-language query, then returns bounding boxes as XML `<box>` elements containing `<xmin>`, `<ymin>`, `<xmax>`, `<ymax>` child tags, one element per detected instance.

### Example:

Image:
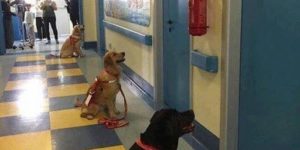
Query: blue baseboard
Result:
<box><xmin>120</xmin><ymin>63</ymin><xmax>155</xmax><ymax>108</ymax></box>
<box><xmin>192</xmin><ymin>121</ymin><xmax>220</xmax><ymax>150</ymax></box>
<box><xmin>83</xmin><ymin>41</ymin><xmax>97</xmax><ymax>50</ymax></box>
<box><xmin>183</xmin><ymin>133</ymin><xmax>209</xmax><ymax>150</ymax></box>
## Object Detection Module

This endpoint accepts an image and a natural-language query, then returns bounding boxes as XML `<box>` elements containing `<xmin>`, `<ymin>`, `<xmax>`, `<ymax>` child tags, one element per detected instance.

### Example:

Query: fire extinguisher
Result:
<box><xmin>189</xmin><ymin>0</ymin><xmax>208</xmax><ymax>36</ymax></box>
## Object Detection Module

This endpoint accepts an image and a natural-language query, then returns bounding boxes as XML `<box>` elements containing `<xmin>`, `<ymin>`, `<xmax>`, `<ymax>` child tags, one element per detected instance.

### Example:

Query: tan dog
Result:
<box><xmin>60</xmin><ymin>25</ymin><xmax>84</xmax><ymax>58</ymax></box>
<box><xmin>80</xmin><ymin>51</ymin><xmax>126</xmax><ymax>120</ymax></box>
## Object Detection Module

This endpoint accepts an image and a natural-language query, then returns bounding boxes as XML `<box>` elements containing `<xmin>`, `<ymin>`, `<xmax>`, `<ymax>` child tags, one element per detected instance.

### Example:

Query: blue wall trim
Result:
<box><xmin>120</xmin><ymin>63</ymin><xmax>154</xmax><ymax>108</ymax></box>
<box><xmin>191</xmin><ymin>50</ymin><xmax>218</xmax><ymax>73</ymax></box>
<box><xmin>103</xmin><ymin>21</ymin><xmax>152</xmax><ymax>46</ymax></box>
<box><xmin>192</xmin><ymin>121</ymin><xmax>220</xmax><ymax>150</ymax></box>
<box><xmin>83</xmin><ymin>41</ymin><xmax>97</xmax><ymax>50</ymax></box>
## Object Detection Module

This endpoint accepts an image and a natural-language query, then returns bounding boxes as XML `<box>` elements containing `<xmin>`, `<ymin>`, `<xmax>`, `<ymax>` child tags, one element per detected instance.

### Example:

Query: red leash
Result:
<box><xmin>98</xmin><ymin>83</ymin><xmax>129</xmax><ymax>129</ymax></box>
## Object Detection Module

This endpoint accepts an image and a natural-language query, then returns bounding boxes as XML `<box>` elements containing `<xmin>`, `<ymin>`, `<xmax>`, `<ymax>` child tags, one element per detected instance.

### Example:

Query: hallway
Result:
<box><xmin>0</xmin><ymin>45</ymin><xmax>193</xmax><ymax>150</ymax></box>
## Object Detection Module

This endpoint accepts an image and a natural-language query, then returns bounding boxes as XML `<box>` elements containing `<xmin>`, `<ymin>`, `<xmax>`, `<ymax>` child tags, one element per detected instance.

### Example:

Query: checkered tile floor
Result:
<box><xmin>0</xmin><ymin>54</ymin><xmax>125</xmax><ymax>150</ymax></box>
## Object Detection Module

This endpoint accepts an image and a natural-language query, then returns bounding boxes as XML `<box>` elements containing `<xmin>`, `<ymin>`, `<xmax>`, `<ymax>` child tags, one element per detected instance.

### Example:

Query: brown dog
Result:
<box><xmin>60</xmin><ymin>25</ymin><xmax>84</xmax><ymax>58</ymax></box>
<box><xmin>80</xmin><ymin>51</ymin><xmax>126</xmax><ymax>120</ymax></box>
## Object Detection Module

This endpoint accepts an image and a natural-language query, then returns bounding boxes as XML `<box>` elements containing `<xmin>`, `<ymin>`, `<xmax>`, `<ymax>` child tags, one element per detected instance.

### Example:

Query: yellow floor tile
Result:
<box><xmin>5</xmin><ymin>78</ymin><xmax>47</xmax><ymax>91</ymax></box>
<box><xmin>0</xmin><ymin>131</ymin><xmax>52</xmax><ymax>150</ymax></box>
<box><xmin>16</xmin><ymin>55</ymin><xmax>45</xmax><ymax>62</ymax></box>
<box><xmin>50</xmin><ymin>108</ymin><xmax>98</xmax><ymax>130</ymax></box>
<box><xmin>48</xmin><ymin>83</ymin><xmax>89</xmax><ymax>98</ymax></box>
<box><xmin>92</xmin><ymin>145</ymin><xmax>126</xmax><ymax>150</ymax></box>
<box><xmin>0</xmin><ymin>100</ymin><xmax>49</xmax><ymax>118</ymax></box>
<box><xmin>11</xmin><ymin>65</ymin><xmax>46</xmax><ymax>74</ymax></box>
<box><xmin>47</xmin><ymin>68</ymin><xmax>83</xmax><ymax>78</ymax></box>
<box><xmin>45</xmin><ymin>58</ymin><xmax>76</xmax><ymax>65</ymax></box>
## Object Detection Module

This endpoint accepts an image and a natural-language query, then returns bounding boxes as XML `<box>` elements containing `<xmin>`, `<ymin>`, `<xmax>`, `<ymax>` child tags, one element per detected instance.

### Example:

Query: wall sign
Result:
<box><xmin>104</xmin><ymin>0</ymin><xmax>151</xmax><ymax>26</ymax></box>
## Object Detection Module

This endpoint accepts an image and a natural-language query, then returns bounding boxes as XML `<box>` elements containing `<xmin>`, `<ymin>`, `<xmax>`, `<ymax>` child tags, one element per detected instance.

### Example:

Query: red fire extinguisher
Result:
<box><xmin>189</xmin><ymin>0</ymin><xmax>208</xmax><ymax>36</ymax></box>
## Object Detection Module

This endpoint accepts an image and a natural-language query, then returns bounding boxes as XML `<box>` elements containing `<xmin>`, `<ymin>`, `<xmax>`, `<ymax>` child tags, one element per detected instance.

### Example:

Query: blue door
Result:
<box><xmin>239</xmin><ymin>0</ymin><xmax>300</xmax><ymax>149</ymax></box>
<box><xmin>163</xmin><ymin>0</ymin><xmax>190</xmax><ymax>111</ymax></box>
<box><xmin>0</xmin><ymin>2</ymin><xmax>6</xmax><ymax>55</ymax></box>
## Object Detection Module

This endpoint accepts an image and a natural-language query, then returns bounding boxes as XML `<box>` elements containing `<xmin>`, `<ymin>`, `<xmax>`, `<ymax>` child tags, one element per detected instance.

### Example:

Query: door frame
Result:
<box><xmin>96</xmin><ymin>0</ymin><xmax>106</xmax><ymax>56</ymax></box>
<box><xmin>154</xmin><ymin>0</ymin><xmax>190</xmax><ymax>111</ymax></box>
<box><xmin>0</xmin><ymin>2</ymin><xmax>6</xmax><ymax>55</ymax></box>
<box><xmin>220</xmin><ymin>0</ymin><xmax>242</xmax><ymax>149</ymax></box>
<box><xmin>153</xmin><ymin>0</ymin><xmax>164</xmax><ymax>110</ymax></box>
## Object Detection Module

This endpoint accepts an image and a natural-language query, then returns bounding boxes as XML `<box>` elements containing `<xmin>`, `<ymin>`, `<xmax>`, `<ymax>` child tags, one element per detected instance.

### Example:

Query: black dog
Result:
<box><xmin>130</xmin><ymin>109</ymin><xmax>195</xmax><ymax>150</ymax></box>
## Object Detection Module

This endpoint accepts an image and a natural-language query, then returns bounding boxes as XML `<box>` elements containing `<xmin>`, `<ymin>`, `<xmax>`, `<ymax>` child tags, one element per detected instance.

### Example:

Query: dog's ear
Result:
<box><xmin>150</xmin><ymin>110</ymin><xmax>163</xmax><ymax>123</ymax></box>
<box><xmin>104</xmin><ymin>55</ymin><xmax>114</xmax><ymax>67</ymax></box>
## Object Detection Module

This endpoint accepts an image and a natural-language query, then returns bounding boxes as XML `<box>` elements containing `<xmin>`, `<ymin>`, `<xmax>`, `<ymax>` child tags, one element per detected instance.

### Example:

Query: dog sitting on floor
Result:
<box><xmin>60</xmin><ymin>25</ymin><xmax>85</xmax><ymax>58</ymax></box>
<box><xmin>130</xmin><ymin>109</ymin><xmax>195</xmax><ymax>150</ymax></box>
<box><xmin>78</xmin><ymin>51</ymin><xmax>126</xmax><ymax>120</ymax></box>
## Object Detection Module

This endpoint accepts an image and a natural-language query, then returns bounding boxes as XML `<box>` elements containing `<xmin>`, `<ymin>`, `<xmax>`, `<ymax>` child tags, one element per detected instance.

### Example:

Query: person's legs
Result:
<box><xmin>49</xmin><ymin>17</ymin><xmax>58</xmax><ymax>43</ymax></box>
<box><xmin>75</xmin><ymin>14</ymin><xmax>79</xmax><ymax>25</ymax></box>
<box><xmin>36</xmin><ymin>17</ymin><xmax>43</xmax><ymax>40</ymax></box>
<box><xmin>70</xmin><ymin>16</ymin><xmax>77</xmax><ymax>27</ymax></box>
<box><xmin>26</xmin><ymin>24</ymin><xmax>35</xmax><ymax>48</ymax></box>
<box><xmin>43</xmin><ymin>17</ymin><xmax>51</xmax><ymax>43</ymax></box>
<box><xmin>4</xmin><ymin>17</ymin><xmax>13</xmax><ymax>48</ymax></box>
<box><xmin>42</xmin><ymin>19</ymin><xmax>46</xmax><ymax>39</ymax></box>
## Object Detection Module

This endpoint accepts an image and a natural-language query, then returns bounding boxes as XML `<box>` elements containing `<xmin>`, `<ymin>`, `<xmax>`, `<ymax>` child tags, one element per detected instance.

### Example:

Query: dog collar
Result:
<box><xmin>70</xmin><ymin>35</ymin><xmax>80</xmax><ymax>39</ymax></box>
<box><xmin>136</xmin><ymin>139</ymin><xmax>158</xmax><ymax>150</ymax></box>
<box><xmin>95</xmin><ymin>77</ymin><xmax>117</xmax><ymax>84</ymax></box>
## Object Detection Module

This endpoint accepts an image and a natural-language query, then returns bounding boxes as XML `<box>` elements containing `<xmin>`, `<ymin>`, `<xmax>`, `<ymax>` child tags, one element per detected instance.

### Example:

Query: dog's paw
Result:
<box><xmin>80</xmin><ymin>113</ymin><xmax>95</xmax><ymax>120</ymax></box>
<box><xmin>114</xmin><ymin>110</ymin><xmax>121</xmax><ymax>115</ymax></box>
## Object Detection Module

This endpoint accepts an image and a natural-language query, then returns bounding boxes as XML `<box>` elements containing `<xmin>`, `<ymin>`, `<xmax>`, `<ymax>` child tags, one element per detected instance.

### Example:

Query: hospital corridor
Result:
<box><xmin>0</xmin><ymin>0</ymin><xmax>299</xmax><ymax>150</ymax></box>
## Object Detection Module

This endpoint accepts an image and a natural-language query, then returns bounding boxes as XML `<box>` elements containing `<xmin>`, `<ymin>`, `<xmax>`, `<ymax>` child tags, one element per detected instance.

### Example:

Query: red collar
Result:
<box><xmin>136</xmin><ymin>139</ymin><xmax>158</xmax><ymax>150</ymax></box>
<box><xmin>70</xmin><ymin>35</ymin><xmax>80</xmax><ymax>45</ymax></box>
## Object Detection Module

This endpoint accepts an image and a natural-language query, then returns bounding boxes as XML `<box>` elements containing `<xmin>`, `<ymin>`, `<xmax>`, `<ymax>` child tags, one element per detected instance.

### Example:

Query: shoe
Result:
<box><xmin>46</xmin><ymin>40</ymin><xmax>51</xmax><ymax>44</ymax></box>
<box><xmin>56</xmin><ymin>40</ymin><xmax>59</xmax><ymax>44</ymax></box>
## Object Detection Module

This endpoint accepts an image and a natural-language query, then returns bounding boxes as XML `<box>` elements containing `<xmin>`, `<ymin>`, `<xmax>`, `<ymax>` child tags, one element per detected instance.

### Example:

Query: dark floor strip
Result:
<box><xmin>5</xmin><ymin>50</ymin><xmax>59</xmax><ymax>55</ymax></box>
<box><xmin>14</xmin><ymin>60</ymin><xmax>46</xmax><ymax>67</ymax></box>
<box><xmin>8</xmin><ymin>72</ymin><xmax>47</xmax><ymax>81</ymax></box>
<box><xmin>51</xmin><ymin>125</ymin><xmax>122</xmax><ymax>150</ymax></box>
<box><xmin>46</xmin><ymin>63</ymin><xmax>79</xmax><ymax>71</ymax></box>
<box><xmin>49</xmin><ymin>94</ymin><xmax>86</xmax><ymax>111</ymax></box>
<box><xmin>0</xmin><ymin>112</ymin><xmax>50</xmax><ymax>136</ymax></box>
<box><xmin>1</xmin><ymin>89</ymin><xmax>48</xmax><ymax>103</ymax></box>
<box><xmin>47</xmin><ymin>75</ymin><xmax>87</xmax><ymax>87</ymax></box>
